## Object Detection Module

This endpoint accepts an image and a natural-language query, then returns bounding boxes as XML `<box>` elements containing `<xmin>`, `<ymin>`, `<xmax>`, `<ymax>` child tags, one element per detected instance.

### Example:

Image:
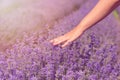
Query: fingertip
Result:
<box><xmin>61</xmin><ymin>45</ymin><xmax>65</xmax><ymax>48</ymax></box>
<box><xmin>53</xmin><ymin>42</ymin><xmax>58</xmax><ymax>46</ymax></box>
<box><xmin>61</xmin><ymin>41</ymin><xmax>70</xmax><ymax>48</ymax></box>
<box><xmin>61</xmin><ymin>44</ymin><xmax>66</xmax><ymax>48</ymax></box>
<box><xmin>50</xmin><ymin>40</ymin><xmax>53</xmax><ymax>43</ymax></box>
<box><xmin>53</xmin><ymin>41</ymin><xmax>60</xmax><ymax>45</ymax></box>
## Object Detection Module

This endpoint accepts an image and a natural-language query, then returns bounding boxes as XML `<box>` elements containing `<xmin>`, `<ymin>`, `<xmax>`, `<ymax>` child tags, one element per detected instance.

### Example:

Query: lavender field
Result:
<box><xmin>0</xmin><ymin>0</ymin><xmax>120</xmax><ymax>80</ymax></box>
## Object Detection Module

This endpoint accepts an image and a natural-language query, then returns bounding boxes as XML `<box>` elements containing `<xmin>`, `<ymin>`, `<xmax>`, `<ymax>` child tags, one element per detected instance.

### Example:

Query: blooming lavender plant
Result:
<box><xmin>0</xmin><ymin>0</ymin><xmax>119</xmax><ymax>80</ymax></box>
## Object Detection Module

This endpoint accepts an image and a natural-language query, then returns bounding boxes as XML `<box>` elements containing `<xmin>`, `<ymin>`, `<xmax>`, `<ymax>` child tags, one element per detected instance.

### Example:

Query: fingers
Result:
<box><xmin>50</xmin><ymin>36</ymin><xmax>67</xmax><ymax>46</ymax></box>
<box><xmin>50</xmin><ymin>37</ymin><xmax>72</xmax><ymax>48</ymax></box>
<box><xmin>61</xmin><ymin>40</ymin><xmax>70</xmax><ymax>48</ymax></box>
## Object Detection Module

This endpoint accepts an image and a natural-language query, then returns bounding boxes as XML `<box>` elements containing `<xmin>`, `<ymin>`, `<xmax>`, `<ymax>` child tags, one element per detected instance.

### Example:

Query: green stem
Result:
<box><xmin>113</xmin><ymin>10</ymin><xmax>119</xmax><ymax>19</ymax></box>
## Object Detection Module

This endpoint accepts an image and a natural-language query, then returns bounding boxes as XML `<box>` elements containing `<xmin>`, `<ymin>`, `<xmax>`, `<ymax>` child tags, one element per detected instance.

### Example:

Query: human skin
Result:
<box><xmin>50</xmin><ymin>0</ymin><xmax>120</xmax><ymax>48</ymax></box>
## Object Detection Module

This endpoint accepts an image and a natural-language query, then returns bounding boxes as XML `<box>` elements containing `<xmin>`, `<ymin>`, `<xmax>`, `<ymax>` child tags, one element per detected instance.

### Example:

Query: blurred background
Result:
<box><xmin>0</xmin><ymin>0</ymin><xmax>84</xmax><ymax>51</ymax></box>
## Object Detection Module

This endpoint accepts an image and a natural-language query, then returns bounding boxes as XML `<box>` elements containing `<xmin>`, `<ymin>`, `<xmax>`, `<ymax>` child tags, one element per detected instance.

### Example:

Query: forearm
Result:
<box><xmin>76</xmin><ymin>0</ymin><xmax>120</xmax><ymax>32</ymax></box>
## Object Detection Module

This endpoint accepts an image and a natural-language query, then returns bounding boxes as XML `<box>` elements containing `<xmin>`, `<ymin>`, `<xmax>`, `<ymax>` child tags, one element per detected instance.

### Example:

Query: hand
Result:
<box><xmin>50</xmin><ymin>27</ymin><xmax>83</xmax><ymax>48</ymax></box>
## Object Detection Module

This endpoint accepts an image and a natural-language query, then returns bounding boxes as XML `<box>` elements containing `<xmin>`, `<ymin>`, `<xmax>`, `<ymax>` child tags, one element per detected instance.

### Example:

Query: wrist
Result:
<box><xmin>76</xmin><ymin>24</ymin><xmax>86</xmax><ymax>33</ymax></box>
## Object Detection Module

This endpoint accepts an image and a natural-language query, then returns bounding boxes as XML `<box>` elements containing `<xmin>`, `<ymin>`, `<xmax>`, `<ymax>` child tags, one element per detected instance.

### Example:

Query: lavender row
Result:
<box><xmin>0</xmin><ymin>0</ymin><xmax>119</xmax><ymax>80</ymax></box>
